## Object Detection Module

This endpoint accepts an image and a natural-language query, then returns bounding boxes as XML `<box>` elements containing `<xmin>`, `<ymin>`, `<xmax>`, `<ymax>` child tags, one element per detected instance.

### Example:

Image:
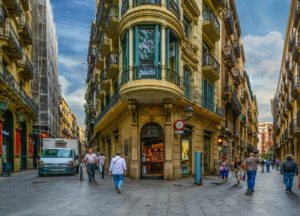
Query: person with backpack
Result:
<box><xmin>265</xmin><ymin>158</ymin><xmax>271</xmax><ymax>172</ymax></box>
<box><xmin>280</xmin><ymin>155</ymin><xmax>299</xmax><ymax>192</ymax></box>
<box><xmin>109</xmin><ymin>152</ymin><xmax>127</xmax><ymax>193</ymax></box>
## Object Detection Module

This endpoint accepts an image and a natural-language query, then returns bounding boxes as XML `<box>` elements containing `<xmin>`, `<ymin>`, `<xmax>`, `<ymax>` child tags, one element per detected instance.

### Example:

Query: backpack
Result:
<box><xmin>284</xmin><ymin>161</ymin><xmax>294</xmax><ymax>172</ymax></box>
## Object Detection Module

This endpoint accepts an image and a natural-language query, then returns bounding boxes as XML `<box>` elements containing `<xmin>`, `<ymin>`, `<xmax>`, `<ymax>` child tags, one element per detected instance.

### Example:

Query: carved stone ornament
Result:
<box><xmin>128</xmin><ymin>99</ymin><xmax>138</xmax><ymax>125</ymax></box>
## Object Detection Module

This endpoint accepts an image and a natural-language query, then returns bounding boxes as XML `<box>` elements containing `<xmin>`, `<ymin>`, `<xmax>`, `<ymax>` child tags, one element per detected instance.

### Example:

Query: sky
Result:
<box><xmin>50</xmin><ymin>0</ymin><xmax>290</xmax><ymax>127</ymax></box>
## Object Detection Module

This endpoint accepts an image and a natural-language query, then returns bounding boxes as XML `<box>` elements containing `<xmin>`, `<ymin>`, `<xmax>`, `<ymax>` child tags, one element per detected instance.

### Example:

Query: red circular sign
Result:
<box><xmin>174</xmin><ymin>120</ymin><xmax>185</xmax><ymax>130</ymax></box>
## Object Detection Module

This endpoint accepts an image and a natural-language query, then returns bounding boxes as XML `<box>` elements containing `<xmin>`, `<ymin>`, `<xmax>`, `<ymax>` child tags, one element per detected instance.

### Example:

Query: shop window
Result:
<box><xmin>181</xmin><ymin>126</ymin><xmax>192</xmax><ymax>175</ymax></box>
<box><xmin>202</xmin><ymin>79</ymin><xmax>215</xmax><ymax>111</ymax></box>
<box><xmin>133</xmin><ymin>25</ymin><xmax>161</xmax><ymax>79</ymax></box>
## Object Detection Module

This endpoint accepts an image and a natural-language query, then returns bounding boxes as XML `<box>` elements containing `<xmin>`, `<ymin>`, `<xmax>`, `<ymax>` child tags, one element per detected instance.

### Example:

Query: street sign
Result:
<box><xmin>174</xmin><ymin>120</ymin><xmax>185</xmax><ymax>134</ymax></box>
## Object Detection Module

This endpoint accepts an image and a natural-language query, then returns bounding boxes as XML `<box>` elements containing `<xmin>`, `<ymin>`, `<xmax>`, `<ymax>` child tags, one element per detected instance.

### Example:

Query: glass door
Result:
<box><xmin>204</xmin><ymin>132</ymin><xmax>211</xmax><ymax>173</ymax></box>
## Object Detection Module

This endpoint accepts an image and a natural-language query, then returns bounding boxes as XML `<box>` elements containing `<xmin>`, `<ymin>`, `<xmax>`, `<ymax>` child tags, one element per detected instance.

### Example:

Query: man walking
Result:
<box><xmin>244</xmin><ymin>152</ymin><xmax>259</xmax><ymax>193</ymax></box>
<box><xmin>275</xmin><ymin>158</ymin><xmax>280</xmax><ymax>171</ymax></box>
<box><xmin>84</xmin><ymin>148</ymin><xmax>98</xmax><ymax>182</ymax></box>
<box><xmin>280</xmin><ymin>155</ymin><xmax>299</xmax><ymax>192</ymax></box>
<box><xmin>98</xmin><ymin>153</ymin><xmax>106</xmax><ymax>179</ymax></box>
<box><xmin>261</xmin><ymin>159</ymin><xmax>265</xmax><ymax>173</ymax></box>
<box><xmin>265</xmin><ymin>158</ymin><xmax>271</xmax><ymax>173</ymax></box>
<box><xmin>109</xmin><ymin>152</ymin><xmax>127</xmax><ymax>193</ymax></box>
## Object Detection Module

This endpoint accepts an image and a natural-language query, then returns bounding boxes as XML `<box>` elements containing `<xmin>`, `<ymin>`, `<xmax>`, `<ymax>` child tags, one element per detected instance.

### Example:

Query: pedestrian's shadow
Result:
<box><xmin>244</xmin><ymin>191</ymin><xmax>253</xmax><ymax>196</ymax></box>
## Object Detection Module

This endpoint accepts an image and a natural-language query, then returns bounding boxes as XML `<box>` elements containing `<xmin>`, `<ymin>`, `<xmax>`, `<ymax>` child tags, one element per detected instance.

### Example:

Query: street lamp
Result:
<box><xmin>184</xmin><ymin>105</ymin><xmax>194</xmax><ymax>120</ymax></box>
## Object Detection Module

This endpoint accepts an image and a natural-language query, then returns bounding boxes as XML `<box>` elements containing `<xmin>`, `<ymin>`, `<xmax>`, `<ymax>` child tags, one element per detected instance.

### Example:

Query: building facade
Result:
<box><xmin>258</xmin><ymin>122</ymin><xmax>273</xmax><ymax>158</ymax></box>
<box><xmin>31</xmin><ymin>0</ymin><xmax>60</xmax><ymax>165</ymax></box>
<box><xmin>85</xmin><ymin>0</ymin><xmax>257</xmax><ymax>180</ymax></box>
<box><xmin>0</xmin><ymin>0</ymin><xmax>37</xmax><ymax>174</ymax></box>
<box><xmin>272</xmin><ymin>0</ymin><xmax>300</xmax><ymax>167</ymax></box>
<box><xmin>220</xmin><ymin>0</ymin><xmax>259</xmax><ymax>161</ymax></box>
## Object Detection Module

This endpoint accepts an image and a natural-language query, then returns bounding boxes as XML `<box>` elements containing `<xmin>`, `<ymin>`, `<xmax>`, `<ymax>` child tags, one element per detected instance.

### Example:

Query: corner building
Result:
<box><xmin>0</xmin><ymin>0</ymin><xmax>37</xmax><ymax>174</ymax></box>
<box><xmin>85</xmin><ymin>0</ymin><xmax>245</xmax><ymax>180</ymax></box>
<box><xmin>272</xmin><ymin>0</ymin><xmax>300</xmax><ymax>167</ymax></box>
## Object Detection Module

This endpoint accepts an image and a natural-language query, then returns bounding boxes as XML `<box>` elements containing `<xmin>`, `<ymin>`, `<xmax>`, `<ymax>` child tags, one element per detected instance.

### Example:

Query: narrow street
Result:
<box><xmin>0</xmin><ymin>169</ymin><xmax>299</xmax><ymax>216</ymax></box>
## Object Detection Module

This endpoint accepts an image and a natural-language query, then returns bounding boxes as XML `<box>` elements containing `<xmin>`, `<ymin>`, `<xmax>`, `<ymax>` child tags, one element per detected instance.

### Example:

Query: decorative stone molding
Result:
<box><xmin>164</xmin><ymin>98</ymin><xmax>173</xmax><ymax>125</ymax></box>
<box><xmin>128</xmin><ymin>99</ymin><xmax>138</xmax><ymax>125</ymax></box>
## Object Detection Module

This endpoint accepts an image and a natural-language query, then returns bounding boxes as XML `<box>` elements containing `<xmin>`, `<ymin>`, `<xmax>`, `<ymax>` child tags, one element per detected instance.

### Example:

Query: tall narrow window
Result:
<box><xmin>122</xmin><ymin>31</ymin><xmax>129</xmax><ymax>83</ymax></box>
<box><xmin>183</xmin><ymin>15</ymin><xmax>191</xmax><ymax>39</ymax></box>
<box><xmin>202</xmin><ymin>79</ymin><xmax>214</xmax><ymax>111</ymax></box>
<box><xmin>133</xmin><ymin>25</ymin><xmax>161</xmax><ymax>79</ymax></box>
<box><xmin>166</xmin><ymin>28</ymin><xmax>179</xmax><ymax>83</ymax></box>
<box><xmin>183</xmin><ymin>67</ymin><xmax>191</xmax><ymax>99</ymax></box>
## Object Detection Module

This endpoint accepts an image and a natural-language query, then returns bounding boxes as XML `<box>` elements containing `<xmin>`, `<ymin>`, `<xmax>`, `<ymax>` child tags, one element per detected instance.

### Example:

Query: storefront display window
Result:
<box><xmin>181</xmin><ymin>127</ymin><xmax>192</xmax><ymax>175</ymax></box>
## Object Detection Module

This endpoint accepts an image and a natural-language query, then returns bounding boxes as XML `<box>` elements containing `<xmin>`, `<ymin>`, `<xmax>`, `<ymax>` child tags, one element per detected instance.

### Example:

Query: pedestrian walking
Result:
<box><xmin>98</xmin><ymin>153</ymin><xmax>105</xmax><ymax>179</ymax></box>
<box><xmin>275</xmin><ymin>158</ymin><xmax>280</xmax><ymax>171</ymax></box>
<box><xmin>265</xmin><ymin>158</ymin><xmax>271</xmax><ymax>172</ymax></box>
<box><xmin>280</xmin><ymin>155</ymin><xmax>299</xmax><ymax>192</ymax></box>
<box><xmin>109</xmin><ymin>152</ymin><xmax>127</xmax><ymax>193</ymax></box>
<box><xmin>219</xmin><ymin>157</ymin><xmax>229</xmax><ymax>182</ymax></box>
<box><xmin>261</xmin><ymin>159</ymin><xmax>265</xmax><ymax>173</ymax></box>
<box><xmin>84</xmin><ymin>148</ymin><xmax>98</xmax><ymax>182</ymax></box>
<box><xmin>244</xmin><ymin>152</ymin><xmax>259</xmax><ymax>193</ymax></box>
<box><xmin>232</xmin><ymin>154</ymin><xmax>243</xmax><ymax>185</ymax></box>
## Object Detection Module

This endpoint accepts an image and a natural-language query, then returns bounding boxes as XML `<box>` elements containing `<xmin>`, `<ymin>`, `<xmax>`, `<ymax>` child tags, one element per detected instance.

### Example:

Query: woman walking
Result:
<box><xmin>219</xmin><ymin>157</ymin><xmax>229</xmax><ymax>182</ymax></box>
<box><xmin>233</xmin><ymin>154</ymin><xmax>243</xmax><ymax>185</ymax></box>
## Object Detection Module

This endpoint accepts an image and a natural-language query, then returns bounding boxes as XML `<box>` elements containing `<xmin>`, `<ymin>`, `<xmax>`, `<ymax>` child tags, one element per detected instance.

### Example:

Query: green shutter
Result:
<box><xmin>208</xmin><ymin>83</ymin><xmax>214</xmax><ymax>111</ymax></box>
<box><xmin>154</xmin><ymin>25</ymin><xmax>159</xmax><ymax>66</ymax></box>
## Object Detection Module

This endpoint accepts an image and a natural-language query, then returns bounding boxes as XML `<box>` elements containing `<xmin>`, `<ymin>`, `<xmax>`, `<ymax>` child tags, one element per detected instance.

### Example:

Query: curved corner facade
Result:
<box><xmin>85</xmin><ymin>0</ymin><xmax>258</xmax><ymax>180</ymax></box>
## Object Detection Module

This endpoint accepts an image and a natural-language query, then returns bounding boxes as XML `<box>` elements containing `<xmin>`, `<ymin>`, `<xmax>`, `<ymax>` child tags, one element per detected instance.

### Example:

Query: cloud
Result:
<box><xmin>243</xmin><ymin>31</ymin><xmax>284</xmax><ymax>122</ymax></box>
<box><xmin>58</xmin><ymin>55</ymin><xmax>86</xmax><ymax>70</ymax></box>
<box><xmin>59</xmin><ymin>75</ymin><xmax>85</xmax><ymax>128</ymax></box>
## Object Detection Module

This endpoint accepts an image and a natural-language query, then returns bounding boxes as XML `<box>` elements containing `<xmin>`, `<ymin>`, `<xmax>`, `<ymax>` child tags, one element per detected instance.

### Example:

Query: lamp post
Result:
<box><xmin>184</xmin><ymin>105</ymin><xmax>194</xmax><ymax>120</ymax></box>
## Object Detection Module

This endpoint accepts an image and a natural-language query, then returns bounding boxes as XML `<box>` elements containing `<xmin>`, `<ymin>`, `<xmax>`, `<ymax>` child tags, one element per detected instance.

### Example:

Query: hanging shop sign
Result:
<box><xmin>174</xmin><ymin>120</ymin><xmax>185</xmax><ymax>134</ymax></box>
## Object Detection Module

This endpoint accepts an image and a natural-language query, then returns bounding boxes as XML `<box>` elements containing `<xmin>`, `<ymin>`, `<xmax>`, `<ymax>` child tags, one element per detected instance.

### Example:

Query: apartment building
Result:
<box><xmin>258</xmin><ymin>122</ymin><xmax>273</xmax><ymax>157</ymax></box>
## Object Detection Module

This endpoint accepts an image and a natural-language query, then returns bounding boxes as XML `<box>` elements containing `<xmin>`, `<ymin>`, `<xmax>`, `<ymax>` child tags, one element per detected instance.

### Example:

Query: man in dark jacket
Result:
<box><xmin>280</xmin><ymin>155</ymin><xmax>299</xmax><ymax>192</ymax></box>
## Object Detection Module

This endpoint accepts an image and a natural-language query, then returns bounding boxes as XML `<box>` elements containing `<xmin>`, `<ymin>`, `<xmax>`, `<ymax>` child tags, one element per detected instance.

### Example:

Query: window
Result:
<box><xmin>202</xmin><ymin>79</ymin><xmax>214</xmax><ymax>112</ymax></box>
<box><xmin>183</xmin><ymin>67</ymin><xmax>191</xmax><ymax>99</ymax></box>
<box><xmin>122</xmin><ymin>31</ymin><xmax>129</xmax><ymax>83</ymax></box>
<box><xmin>166</xmin><ymin>28</ymin><xmax>179</xmax><ymax>81</ymax></box>
<box><xmin>133</xmin><ymin>25</ymin><xmax>161</xmax><ymax>79</ymax></box>
<box><xmin>183</xmin><ymin>15</ymin><xmax>191</xmax><ymax>39</ymax></box>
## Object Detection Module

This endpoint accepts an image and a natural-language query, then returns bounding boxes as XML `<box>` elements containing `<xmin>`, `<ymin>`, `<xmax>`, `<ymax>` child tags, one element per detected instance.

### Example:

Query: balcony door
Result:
<box><xmin>183</xmin><ymin>67</ymin><xmax>191</xmax><ymax>99</ymax></box>
<box><xmin>202</xmin><ymin>79</ymin><xmax>214</xmax><ymax>111</ymax></box>
<box><xmin>133</xmin><ymin>25</ymin><xmax>161</xmax><ymax>79</ymax></box>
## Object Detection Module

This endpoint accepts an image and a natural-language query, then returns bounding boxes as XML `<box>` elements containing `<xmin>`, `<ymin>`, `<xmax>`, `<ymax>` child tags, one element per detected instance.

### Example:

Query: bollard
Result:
<box><xmin>194</xmin><ymin>151</ymin><xmax>202</xmax><ymax>185</ymax></box>
<box><xmin>80</xmin><ymin>162</ymin><xmax>83</xmax><ymax>180</ymax></box>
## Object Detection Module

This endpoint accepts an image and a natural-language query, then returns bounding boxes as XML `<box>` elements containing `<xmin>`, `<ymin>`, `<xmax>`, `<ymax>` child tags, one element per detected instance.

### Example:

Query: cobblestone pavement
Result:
<box><xmin>0</xmin><ymin>168</ymin><xmax>299</xmax><ymax>216</ymax></box>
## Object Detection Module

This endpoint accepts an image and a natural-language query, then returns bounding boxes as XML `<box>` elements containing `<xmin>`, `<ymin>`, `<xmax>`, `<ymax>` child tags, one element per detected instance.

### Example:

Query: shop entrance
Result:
<box><xmin>141</xmin><ymin>122</ymin><xmax>164</xmax><ymax>179</ymax></box>
<box><xmin>204</xmin><ymin>132</ymin><xmax>211</xmax><ymax>174</ymax></box>
<box><xmin>20</xmin><ymin>122</ymin><xmax>27</xmax><ymax>170</ymax></box>
<box><xmin>2</xmin><ymin>110</ymin><xmax>14</xmax><ymax>172</ymax></box>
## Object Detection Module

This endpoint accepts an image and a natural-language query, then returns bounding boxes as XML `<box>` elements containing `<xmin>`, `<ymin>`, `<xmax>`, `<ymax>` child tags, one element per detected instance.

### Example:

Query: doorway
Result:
<box><xmin>20</xmin><ymin>122</ymin><xmax>27</xmax><ymax>170</ymax></box>
<box><xmin>141</xmin><ymin>122</ymin><xmax>164</xmax><ymax>179</ymax></box>
<box><xmin>2</xmin><ymin>110</ymin><xmax>14</xmax><ymax>172</ymax></box>
<box><xmin>204</xmin><ymin>132</ymin><xmax>211</xmax><ymax>174</ymax></box>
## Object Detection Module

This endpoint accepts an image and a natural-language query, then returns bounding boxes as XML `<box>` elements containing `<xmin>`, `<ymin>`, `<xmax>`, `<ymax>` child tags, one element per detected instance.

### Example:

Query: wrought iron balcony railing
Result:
<box><xmin>133</xmin><ymin>65</ymin><xmax>162</xmax><ymax>80</ymax></box>
<box><xmin>202</xmin><ymin>52</ymin><xmax>220</xmax><ymax>74</ymax></box>
<box><xmin>0</xmin><ymin>65</ymin><xmax>38</xmax><ymax>113</ymax></box>
<box><xmin>121</xmin><ymin>0</ymin><xmax>129</xmax><ymax>17</ymax></box>
<box><xmin>203</xmin><ymin>8</ymin><xmax>220</xmax><ymax>33</ymax></box>
<box><xmin>224</xmin><ymin>8</ymin><xmax>234</xmax><ymax>34</ymax></box>
<box><xmin>133</xmin><ymin>0</ymin><xmax>161</xmax><ymax>7</ymax></box>
<box><xmin>166</xmin><ymin>0</ymin><xmax>180</xmax><ymax>19</ymax></box>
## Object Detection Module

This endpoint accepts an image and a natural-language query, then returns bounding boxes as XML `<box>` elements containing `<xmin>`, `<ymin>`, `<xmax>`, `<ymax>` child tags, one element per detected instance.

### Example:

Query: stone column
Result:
<box><xmin>164</xmin><ymin>99</ymin><xmax>173</xmax><ymax>180</ymax></box>
<box><xmin>128</xmin><ymin>100</ymin><xmax>140</xmax><ymax>179</ymax></box>
<box><xmin>129</xmin><ymin>0</ymin><xmax>133</xmax><ymax>8</ymax></box>
<box><xmin>161</xmin><ymin>26</ymin><xmax>166</xmax><ymax>80</ymax></box>
<box><xmin>129</xmin><ymin>27</ymin><xmax>133</xmax><ymax>81</ymax></box>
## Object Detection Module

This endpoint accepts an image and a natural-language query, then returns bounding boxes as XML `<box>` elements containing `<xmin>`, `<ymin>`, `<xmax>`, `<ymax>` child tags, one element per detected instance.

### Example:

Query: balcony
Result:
<box><xmin>294</xmin><ymin>113</ymin><xmax>300</xmax><ymax>137</ymax></box>
<box><xmin>106</xmin><ymin>51</ymin><xmax>119</xmax><ymax>80</ymax></box>
<box><xmin>133</xmin><ymin>0</ymin><xmax>161</xmax><ymax>7</ymax></box>
<box><xmin>106</xmin><ymin>6</ymin><xmax>119</xmax><ymax>39</ymax></box>
<box><xmin>21</xmin><ymin>0</ymin><xmax>30</xmax><ymax>10</ymax></box>
<box><xmin>288</xmin><ymin>121</ymin><xmax>294</xmax><ymax>139</ymax></box>
<box><xmin>224</xmin><ymin>8</ymin><xmax>234</xmax><ymax>34</ymax></box>
<box><xmin>222</xmin><ymin>45</ymin><xmax>236</xmax><ymax>68</ymax></box>
<box><xmin>100</xmin><ymin>34</ymin><xmax>110</xmax><ymax>57</ymax></box>
<box><xmin>202</xmin><ymin>53</ymin><xmax>220</xmax><ymax>81</ymax></box>
<box><xmin>17</xmin><ymin>54</ymin><xmax>33</xmax><ymax>80</ymax></box>
<box><xmin>95</xmin><ymin>49</ymin><xmax>104</xmax><ymax>69</ymax></box>
<box><xmin>0</xmin><ymin>24</ymin><xmax>23</xmax><ymax>60</ymax></box>
<box><xmin>292</xmin><ymin>75</ymin><xmax>300</xmax><ymax>97</ymax></box>
<box><xmin>120</xmin><ymin>66</ymin><xmax>182</xmax><ymax>104</ymax></box>
<box><xmin>223</xmin><ymin>85</ymin><xmax>241</xmax><ymax>114</ymax></box>
<box><xmin>233</xmin><ymin>39</ymin><xmax>240</xmax><ymax>58</ymax></box>
<box><xmin>240</xmin><ymin>91</ymin><xmax>246</xmax><ymax>104</ymax></box>
<box><xmin>211</xmin><ymin>0</ymin><xmax>225</xmax><ymax>8</ymax></box>
<box><xmin>100</xmin><ymin>70</ymin><xmax>110</xmax><ymax>91</ymax></box>
<box><xmin>289</xmin><ymin>30</ymin><xmax>295</xmax><ymax>52</ymax></box>
<box><xmin>232</xmin><ymin>68</ymin><xmax>242</xmax><ymax>86</ymax></box>
<box><xmin>3</xmin><ymin>0</ymin><xmax>21</xmax><ymax>17</ymax></box>
<box><xmin>202</xmin><ymin>8</ymin><xmax>220</xmax><ymax>43</ymax></box>
<box><xmin>17</xmin><ymin>14</ymin><xmax>33</xmax><ymax>45</ymax></box>
<box><xmin>294</xmin><ymin>0</ymin><xmax>300</xmax><ymax>27</ymax></box>
<box><xmin>0</xmin><ymin>65</ymin><xmax>38</xmax><ymax>115</ymax></box>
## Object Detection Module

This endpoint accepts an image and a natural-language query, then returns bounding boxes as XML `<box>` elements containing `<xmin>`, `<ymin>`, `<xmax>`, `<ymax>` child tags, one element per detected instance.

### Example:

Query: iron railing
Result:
<box><xmin>133</xmin><ymin>0</ymin><xmax>161</xmax><ymax>7</ymax></box>
<box><xmin>106</xmin><ymin>51</ymin><xmax>119</xmax><ymax>69</ymax></box>
<box><xmin>224</xmin><ymin>8</ymin><xmax>234</xmax><ymax>34</ymax></box>
<box><xmin>166</xmin><ymin>68</ymin><xmax>180</xmax><ymax>87</ymax></box>
<box><xmin>202</xmin><ymin>52</ymin><xmax>220</xmax><ymax>74</ymax></box>
<box><xmin>94</xmin><ymin>92</ymin><xmax>120</xmax><ymax>125</ymax></box>
<box><xmin>121</xmin><ymin>0</ymin><xmax>129</xmax><ymax>17</ymax></box>
<box><xmin>121</xmin><ymin>69</ymin><xmax>129</xmax><ymax>85</ymax></box>
<box><xmin>133</xmin><ymin>65</ymin><xmax>162</xmax><ymax>80</ymax></box>
<box><xmin>203</xmin><ymin>8</ymin><xmax>220</xmax><ymax>33</ymax></box>
<box><xmin>166</xmin><ymin>0</ymin><xmax>180</xmax><ymax>20</ymax></box>
<box><xmin>0</xmin><ymin>65</ymin><xmax>38</xmax><ymax>113</ymax></box>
